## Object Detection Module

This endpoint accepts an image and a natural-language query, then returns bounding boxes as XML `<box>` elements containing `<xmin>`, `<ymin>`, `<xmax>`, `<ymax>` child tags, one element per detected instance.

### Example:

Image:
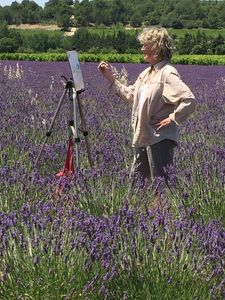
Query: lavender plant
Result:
<box><xmin>0</xmin><ymin>61</ymin><xmax>224</xmax><ymax>299</ymax></box>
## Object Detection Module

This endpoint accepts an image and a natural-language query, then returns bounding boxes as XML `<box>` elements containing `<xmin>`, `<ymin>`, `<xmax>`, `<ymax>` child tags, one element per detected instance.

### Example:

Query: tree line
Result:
<box><xmin>0</xmin><ymin>24</ymin><xmax>224</xmax><ymax>55</ymax></box>
<box><xmin>0</xmin><ymin>0</ymin><xmax>225</xmax><ymax>30</ymax></box>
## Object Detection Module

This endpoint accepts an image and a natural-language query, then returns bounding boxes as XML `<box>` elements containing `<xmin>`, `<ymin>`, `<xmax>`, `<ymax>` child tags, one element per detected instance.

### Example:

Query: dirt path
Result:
<box><xmin>9</xmin><ymin>24</ymin><xmax>61</xmax><ymax>31</ymax></box>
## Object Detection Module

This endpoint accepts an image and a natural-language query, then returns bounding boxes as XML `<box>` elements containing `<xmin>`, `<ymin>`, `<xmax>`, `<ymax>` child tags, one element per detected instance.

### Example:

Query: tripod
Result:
<box><xmin>34</xmin><ymin>76</ymin><xmax>93</xmax><ymax>171</ymax></box>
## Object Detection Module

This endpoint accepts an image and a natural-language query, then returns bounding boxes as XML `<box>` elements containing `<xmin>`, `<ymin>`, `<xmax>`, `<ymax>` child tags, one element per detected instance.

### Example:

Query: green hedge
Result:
<box><xmin>1</xmin><ymin>52</ymin><xmax>225</xmax><ymax>65</ymax></box>
<box><xmin>0</xmin><ymin>52</ymin><xmax>66</xmax><ymax>61</ymax></box>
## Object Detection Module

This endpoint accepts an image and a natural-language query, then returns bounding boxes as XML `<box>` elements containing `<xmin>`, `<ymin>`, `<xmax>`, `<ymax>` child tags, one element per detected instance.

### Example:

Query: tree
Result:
<box><xmin>73</xmin><ymin>0</ymin><xmax>93</xmax><ymax>26</ymax></box>
<box><xmin>0</xmin><ymin>7</ymin><xmax>13</xmax><ymax>25</ymax></box>
<box><xmin>0</xmin><ymin>23</ymin><xmax>8</xmax><ymax>38</ymax></box>
<box><xmin>56</xmin><ymin>14</ymin><xmax>71</xmax><ymax>30</ymax></box>
<box><xmin>178</xmin><ymin>32</ymin><xmax>194</xmax><ymax>54</ymax></box>
<box><xmin>55</xmin><ymin>2</ymin><xmax>72</xmax><ymax>30</ymax></box>
<box><xmin>21</xmin><ymin>0</ymin><xmax>41</xmax><ymax>23</ymax></box>
<box><xmin>130</xmin><ymin>12</ymin><xmax>142</xmax><ymax>27</ymax></box>
<box><xmin>42</xmin><ymin>0</ymin><xmax>60</xmax><ymax>20</ymax></box>
<box><xmin>145</xmin><ymin>11</ymin><xmax>160</xmax><ymax>26</ymax></box>
<box><xmin>110</xmin><ymin>0</ymin><xmax>127</xmax><ymax>25</ymax></box>
<box><xmin>174</xmin><ymin>0</ymin><xmax>203</xmax><ymax>20</ymax></box>
<box><xmin>10</xmin><ymin>1</ymin><xmax>23</xmax><ymax>25</ymax></box>
<box><xmin>92</xmin><ymin>0</ymin><xmax>110</xmax><ymax>26</ymax></box>
<box><xmin>0</xmin><ymin>0</ymin><xmax>225</xmax><ymax>33</ymax></box>
<box><xmin>207</xmin><ymin>6</ymin><xmax>221</xmax><ymax>28</ymax></box>
<box><xmin>218</xmin><ymin>2</ymin><xmax>225</xmax><ymax>27</ymax></box>
<box><xmin>71</xmin><ymin>28</ymin><xmax>92</xmax><ymax>51</ymax></box>
<box><xmin>160</xmin><ymin>9</ymin><xmax>184</xmax><ymax>29</ymax></box>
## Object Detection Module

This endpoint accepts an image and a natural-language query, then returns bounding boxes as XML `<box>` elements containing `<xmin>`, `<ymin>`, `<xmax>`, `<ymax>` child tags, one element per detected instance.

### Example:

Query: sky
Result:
<box><xmin>0</xmin><ymin>0</ymin><xmax>47</xmax><ymax>7</ymax></box>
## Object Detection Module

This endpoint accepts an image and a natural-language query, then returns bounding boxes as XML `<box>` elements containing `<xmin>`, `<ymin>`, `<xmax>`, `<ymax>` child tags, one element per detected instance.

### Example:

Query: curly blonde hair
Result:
<box><xmin>138</xmin><ymin>26</ymin><xmax>175</xmax><ymax>61</ymax></box>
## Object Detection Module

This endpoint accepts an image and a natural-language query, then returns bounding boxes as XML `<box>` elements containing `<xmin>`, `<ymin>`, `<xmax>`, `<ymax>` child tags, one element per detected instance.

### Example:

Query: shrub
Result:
<box><xmin>0</xmin><ymin>37</ymin><xmax>18</xmax><ymax>52</ymax></box>
<box><xmin>191</xmin><ymin>45</ymin><xmax>207</xmax><ymax>55</ymax></box>
<box><xmin>215</xmin><ymin>44</ymin><xmax>225</xmax><ymax>55</ymax></box>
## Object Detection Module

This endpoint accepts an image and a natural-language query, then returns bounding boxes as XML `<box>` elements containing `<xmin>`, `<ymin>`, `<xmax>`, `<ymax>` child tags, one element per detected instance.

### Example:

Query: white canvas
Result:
<box><xmin>67</xmin><ymin>50</ymin><xmax>85</xmax><ymax>92</ymax></box>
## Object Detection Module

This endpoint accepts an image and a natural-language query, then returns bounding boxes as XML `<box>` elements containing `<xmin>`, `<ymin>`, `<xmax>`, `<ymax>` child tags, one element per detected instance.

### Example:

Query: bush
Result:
<box><xmin>0</xmin><ymin>52</ymin><xmax>225</xmax><ymax>65</ymax></box>
<box><xmin>47</xmin><ymin>48</ymin><xmax>65</xmax><ymax>53</ymax></box>
<box><xmin>183</xmin><ymin>20</ymin><xmax>203</xmax><ymax>29</ymax></box>
<box><xmin>16</xmin><ymin>47</ymin><xmax>34</xmax><ymax>53</ymax></box>
<box><xmin>171</xmin><ymin>20</ymin><xmax>184</xmax><ymax>29</ymax></box>
<box><xmin>215</xmin><ymin>44</ymin><xmax>225</xmax><ymax>55</ymax></box>
<box><xmin>191</xmin><ymin>44</ymin><xmax>207</xmax><ymax>55</ymax></box>
<box><xmin>87</xmin><ymin>47</ymin><xmax>117</xmax><ymax>54</ymax></box>
<box><xmin>0</xmin><ymin>37</ymin><xmax>18</xmax><ymax>52</ymax></box>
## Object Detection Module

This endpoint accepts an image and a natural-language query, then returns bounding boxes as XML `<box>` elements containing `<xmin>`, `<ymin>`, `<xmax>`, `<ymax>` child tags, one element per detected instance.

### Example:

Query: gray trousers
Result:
<box><xmin>130</xmin><ymin>139</ymin><xmax>176</xmax><ymax>181</ymax></box>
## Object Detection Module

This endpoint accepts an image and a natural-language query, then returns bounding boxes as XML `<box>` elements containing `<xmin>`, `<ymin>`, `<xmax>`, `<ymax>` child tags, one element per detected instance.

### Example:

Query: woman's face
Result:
<box><xmin>141</xmin><ymin>43</ymin><xmax>160</xmax><ymax>65</ymax></box>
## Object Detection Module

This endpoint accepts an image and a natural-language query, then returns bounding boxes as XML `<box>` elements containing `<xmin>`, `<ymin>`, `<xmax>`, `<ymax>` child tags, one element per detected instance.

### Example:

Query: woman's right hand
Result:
<box><xmin>98</xmin><ymin>61</ymin><xmax>115</xmax><ymax>85</ymax></box>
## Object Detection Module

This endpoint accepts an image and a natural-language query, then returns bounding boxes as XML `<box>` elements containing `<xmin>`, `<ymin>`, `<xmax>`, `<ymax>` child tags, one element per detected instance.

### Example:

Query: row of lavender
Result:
<box><xmin>0</xmin><ymin>60</ymin><xmax>224</xmax><ymax>299</ymax></box>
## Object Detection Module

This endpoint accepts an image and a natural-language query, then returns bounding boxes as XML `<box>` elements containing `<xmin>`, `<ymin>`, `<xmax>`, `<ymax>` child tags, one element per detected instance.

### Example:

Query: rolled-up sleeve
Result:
<box><xmin>162</xmin><ymin>72</ymin><xmax>196</xmax><ymax>125</ymax></box>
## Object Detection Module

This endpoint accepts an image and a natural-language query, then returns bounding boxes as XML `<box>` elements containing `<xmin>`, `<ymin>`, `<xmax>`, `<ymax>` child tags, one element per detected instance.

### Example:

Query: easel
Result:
<box><xmin>34</xmin><ymin>51</ymin><xmax>93</xmax><ymax>172</ymax></box>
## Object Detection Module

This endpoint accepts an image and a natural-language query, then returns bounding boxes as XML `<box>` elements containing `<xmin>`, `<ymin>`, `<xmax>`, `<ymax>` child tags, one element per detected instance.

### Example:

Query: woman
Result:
<box><xmin>98</xmin><ymin>26</ymin><xmax>196</xmax><ymax>182</ymax></box>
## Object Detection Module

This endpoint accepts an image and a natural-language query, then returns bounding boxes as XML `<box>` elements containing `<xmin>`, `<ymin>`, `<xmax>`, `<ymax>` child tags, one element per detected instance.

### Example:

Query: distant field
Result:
<box><xmin>8</xmin><ymin>23</ymin><xmax>78</xmax><ymax>36</ymax></box>
<box><xmin>79</xmin><ymin>27</ymin><xmax>225</xmax><ymax>38</ymax></box>
<box><xmin>9</xmin><ymin>24</ymin><xmax>225</xmax><ymax>39</ymax></box>
<box><xmin>9</xmin><ymin>23</ymin><xmax>61</xmax><ymax>31</ymax></box>
<box><xmin>7</xmin><ymin>25</ymin><xmax>225</xmax><ymax>55</ymax></box>
<box><xmin>170</xmin><ymin>28</ymin><xmax>225</xmax><ymax>38</ymax></box>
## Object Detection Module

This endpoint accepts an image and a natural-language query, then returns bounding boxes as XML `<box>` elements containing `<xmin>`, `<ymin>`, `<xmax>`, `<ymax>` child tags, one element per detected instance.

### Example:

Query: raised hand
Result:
<box><xmin>98</xmin><ymin>61</ymin><xmax>115</xmax><ymax>85</ymax></box>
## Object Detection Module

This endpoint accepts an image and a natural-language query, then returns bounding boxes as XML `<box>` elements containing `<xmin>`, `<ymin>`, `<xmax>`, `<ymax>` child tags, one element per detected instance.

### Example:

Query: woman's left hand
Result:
<box><xmin>156</xmin><ymin>117</ymin><xmax>173</xmax><ymax>131</ymax></box>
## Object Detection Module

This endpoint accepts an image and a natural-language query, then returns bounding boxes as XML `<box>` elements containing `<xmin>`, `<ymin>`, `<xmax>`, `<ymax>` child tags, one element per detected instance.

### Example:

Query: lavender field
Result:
<box><xmin>0</xmin><ymin>60</ymin><xmax>224</xmax><ymax>299</ymax></box>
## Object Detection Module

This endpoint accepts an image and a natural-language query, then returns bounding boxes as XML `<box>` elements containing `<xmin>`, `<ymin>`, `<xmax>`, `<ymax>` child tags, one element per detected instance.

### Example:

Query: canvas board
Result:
<box><xmin>67</xmin><ymin>50</ymin><xmax>85</xmax><ymax>92</ymax></box>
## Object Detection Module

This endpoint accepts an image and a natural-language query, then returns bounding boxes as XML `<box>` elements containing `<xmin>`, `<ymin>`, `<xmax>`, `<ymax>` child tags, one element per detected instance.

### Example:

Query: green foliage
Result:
<box><xmin>1</xmin><ymin>0</ymin><xmax>225</xmax><ymax>29</ymax></box>
<box><xmin>191</xmin><ymin>45</ymin><xmax>207</xmax><ymax>55</ymax></box>
<box><xmin>0</xmin><ymin>0</ymin><xmax>42</xmax><ymax>25</ymax></box>
<box><xmin>177</xmin><ymin>30</ymin><xmax>225</xmax><ymax>55</ymax></box>
<box><xmin>0</xmin><ymin>23</ymin><xmax>22</xmax><ymax>52</ymax></box>
<box><xmin>1</xmin><ymin>20</ymin><xmax>225</xmax><ymax>56</ymax></box>
<box><xmin>71</xmin><ymin>27</ymin><xmax>93</xmax><ymax>51</ymax></box>
<box><xmin>70</xmin><ymin>28</ymin><xmax>225</xmax><ymax>55</ymax></box>
<box><xmin>0</xmin><ymin>52</ymin><xmax>66</xmax><ymax>61</ymax></box>
<box><xmin>0</xmin><ymin>37</ymin><xmax>17</xmax><ymax>52</ymax></box>
<box><xmin>0</xmin><ymin>52</ymin><xmax>225</xmax><ymax>65</ymax></box>
<box><xmin>71</xmin><ymin>27</ymin><xmax>140</xmax><ymax>53</ymax></box>
<box><xmin>17</xmin><ymin>29</ymin><xmax>65</xmax><ymax>53</ymax></box>
<box><xmin>55</xmin><ymin>2</ymin><xmax>73</xmax><ymax>30</ymax></box>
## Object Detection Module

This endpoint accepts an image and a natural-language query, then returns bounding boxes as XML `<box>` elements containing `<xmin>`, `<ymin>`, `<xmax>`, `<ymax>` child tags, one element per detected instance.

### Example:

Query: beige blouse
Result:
<box><xmin>111</xmin><ymin>60</ymin><xmax>196</xmax><ymax>147</ymax></box>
